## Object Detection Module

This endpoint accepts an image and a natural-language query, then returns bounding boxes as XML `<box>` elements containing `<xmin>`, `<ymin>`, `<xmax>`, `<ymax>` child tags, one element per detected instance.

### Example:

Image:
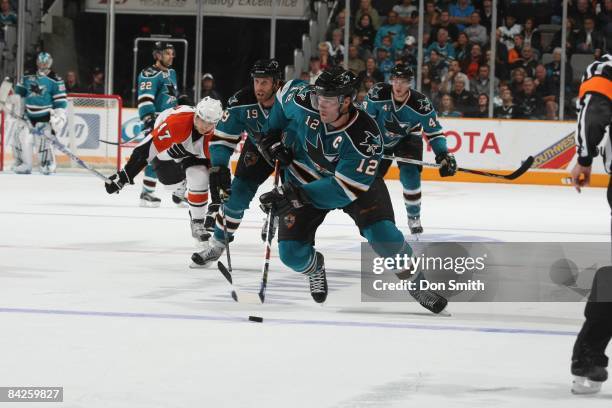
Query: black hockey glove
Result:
<box><xmin>105</xmin><ymin>169</ymin><xmax>133</xmax><ymax>194</ymax></box>
<box><xmin>167</xmin><ymin>143</ymin><xmax>194</xmax><ymax>160</ymax></box>
<box><xmin>257</xmin><ymin>129</ymin><xmax>293</xmax><ymax>168</ymax></box>
<box><xmin>181</xmin><ymin>156</ymin><xmax>210</xmax><ymax>170</ymax></box>
<box><xmin>435</xmin><ymin>152</ymin><xmax>457</xmax><ymax>177</ymax></box>
<box><xmin>142</xmin><ymin>114</ymin><xmax>156</xmax><ymax>135</ymax></box>
<box><xmin>259</xmin><ymin>182</ymin><xmax>310</xmax><ymax>217</ymax></box>
<box><xmin>209</xmin><ymin>166</ymin><xmax>232</xmax><ymax>202</ymax></box>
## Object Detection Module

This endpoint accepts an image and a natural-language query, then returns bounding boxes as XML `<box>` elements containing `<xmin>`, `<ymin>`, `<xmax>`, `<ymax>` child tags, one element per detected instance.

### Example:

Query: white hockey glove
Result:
<box><xmin>50</xmin><ymin>109</ymin><xmax>67</xmax><ymax>135</ymax></box>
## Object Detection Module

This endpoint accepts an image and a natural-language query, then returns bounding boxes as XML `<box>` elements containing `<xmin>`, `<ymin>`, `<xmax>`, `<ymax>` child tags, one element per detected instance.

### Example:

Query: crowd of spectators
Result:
<box><xmin>307</xmin><ymin>0</ymin><xmax>612</xmax><ymax>120</ymax></box>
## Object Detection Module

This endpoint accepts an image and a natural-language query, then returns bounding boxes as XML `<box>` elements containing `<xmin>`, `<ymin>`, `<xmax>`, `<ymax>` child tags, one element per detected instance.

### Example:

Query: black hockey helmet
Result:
<box><xmin>390</xmin><ymin>63</ymin><xmax>414</xmax><ymax>82</ymax></box>
<box><xmin>314</xmin><ymin>66</ymin><xmax>359</xmax><ymax>99</ymax></box>
<box><xmin>153</xmin><ymin>41</ymin><xmax>175</xmax><ymax>55</ymax></box>
<box><xmin>250</xmin><ymin>59</ymin><xmax>281</xmax><ymax>80</ymax></box>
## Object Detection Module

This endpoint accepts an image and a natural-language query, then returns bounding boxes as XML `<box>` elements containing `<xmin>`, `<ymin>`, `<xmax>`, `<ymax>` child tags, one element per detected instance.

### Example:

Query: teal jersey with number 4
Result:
<box><xmin>137</xmin><ymin>66</ymin><xmax>178</xmax><ymax>120</ymax></box>
<box><xmin>263</xmin><ymin>79</ymin><xmax>384</xmax><ymax>210</ymax></box>
<box><xmin>364</xmin><ymin>83</ymin><xmax>448</xmax><ymax>155</ymax></box>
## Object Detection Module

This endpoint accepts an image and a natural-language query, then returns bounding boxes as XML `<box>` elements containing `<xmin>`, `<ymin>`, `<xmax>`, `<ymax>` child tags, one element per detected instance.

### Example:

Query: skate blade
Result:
<box><xmin>572</xmin><ymin>377</ymin><xmax>603</xmax><ymax>394</ymax></box>
<box><xmin>437</xmin><ymin>308</ymin><xmax>452</xmax><ymax>317</ymax></box>
<box><xmin>189</xmin><ymin>262</ymin><xmax>210</xmax><ymax>269</ymax></box>
<box><xmin>140</xmin><ymin>200</ymin><xmax>161</xmax><ymax>208</ymax></box>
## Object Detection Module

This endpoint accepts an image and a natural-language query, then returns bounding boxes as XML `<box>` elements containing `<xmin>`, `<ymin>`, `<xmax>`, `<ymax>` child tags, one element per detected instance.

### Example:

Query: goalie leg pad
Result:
<box><xmin>11</xmin><ymin>122</ymin><xmax>33</xmax><ymax>171</ymax></box>
<box><xmin>34</xmin><ymin>124</ymin><xmax>56</xmax><ymax>174</ymax></box>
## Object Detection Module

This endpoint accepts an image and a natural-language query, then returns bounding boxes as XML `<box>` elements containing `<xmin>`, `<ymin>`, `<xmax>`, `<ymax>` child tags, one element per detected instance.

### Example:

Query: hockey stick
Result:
<box><xmin>215</xmin><ymin>161</ymin><xmax>281</xmax><ymax>304</ymax></box>
<box><xmin>99</xmin><ymin>131</ymin><xmax>145</xmax><ymax>146</ymax></box>
<box><xmin>2</xmin><ymin>105</ymin><xmax>112</xmax><ymax>184</ymax></box>
<box><xmin>258</xmin><ymin>160</ymin><xmax>281</xmax><ymax>303</ymax></box>
<box><xmin>217</xmin><ymin>200</ymin><xmax>261</xmax><ymax>304</ymax></box>
<box><xmin>100</xmin><ymin>131</ymin><xmax>149</xmax><ymax>147</ymax></box>
<box><xmin>386</xmin><ymin>155</ymin><xmax>535</xmax><ymax>181</ymax></box>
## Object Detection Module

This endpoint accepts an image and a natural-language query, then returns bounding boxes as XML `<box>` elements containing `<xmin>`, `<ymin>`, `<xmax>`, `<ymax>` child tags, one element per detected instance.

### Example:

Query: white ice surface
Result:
<box><xmin>0</xmin><ymin>172</ymin><xmax>610</xmax><ymax>407</ymax></box>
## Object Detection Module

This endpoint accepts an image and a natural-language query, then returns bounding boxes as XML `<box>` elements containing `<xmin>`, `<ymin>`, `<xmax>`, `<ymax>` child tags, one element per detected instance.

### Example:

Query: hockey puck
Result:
<box><xmin>248</xmin><ymin>315</ymin><xmax>263</xmax><ymax>323</ymax></box>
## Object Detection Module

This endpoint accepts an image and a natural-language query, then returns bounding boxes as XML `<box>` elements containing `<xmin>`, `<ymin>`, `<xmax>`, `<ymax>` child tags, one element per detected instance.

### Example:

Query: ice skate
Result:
<box><xmin>408</xmin><ymin>215</ymin><xmax>423</xmax><ymax>235</ymax></box>
<box><xmin>304</xmin><ymin>252</ymin><xmax>327</xmax><ymax>304</ymax></box>
<box><xmin>139</xmin><ymin>191</ymin><xmax>161</xmax><ymax>208</ymax></box>
<box><xmin>190</xmin><ymin>218</ymin><xmax>210</xmax><ymax>245</ymax></box>
<box><xmin>190</xmin><ymin>237</ymin><xmax>225</xmax><ymax>268</ymax></box>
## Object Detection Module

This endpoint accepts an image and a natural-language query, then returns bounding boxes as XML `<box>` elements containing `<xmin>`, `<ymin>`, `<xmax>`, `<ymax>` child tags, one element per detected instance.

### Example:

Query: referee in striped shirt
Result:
<box><xmin>570</xmin><ymin>54</ymin><xmax>612</xmax><ymax>395</ymax></box>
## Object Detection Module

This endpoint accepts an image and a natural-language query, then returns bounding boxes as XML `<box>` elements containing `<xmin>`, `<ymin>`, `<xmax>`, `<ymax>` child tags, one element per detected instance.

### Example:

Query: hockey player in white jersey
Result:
<box><xmin>105</xmin><ymin>97</ymin><xmax>223</xmax><ymax>245</ymax></box>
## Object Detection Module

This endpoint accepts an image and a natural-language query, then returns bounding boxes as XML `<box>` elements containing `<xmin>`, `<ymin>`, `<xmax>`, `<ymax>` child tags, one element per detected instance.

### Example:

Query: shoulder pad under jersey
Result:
<box><xmin>366</xmin><ymin>82</ymin><xmax>392</xmax><ymax>102</ymax></box>
<box><xmin>141</xmin><ymin>66</ymin><xmax>161</xmax><ymax>78</ymax></box>
<box><xmin>46</xmin><ymin>71</ymin><xmax>63</xmax><ymax>82</ymax></box>
<box><xmin>343</xmin><ymin>110</ymin><xmax>384</xmax><ymax>158</ymax></box>
<box><xmin>406</xmin><ymin>89</ymin><xmax>435</xmax><ymax>115</ymax></box>
<box><xmin>227</xmin><ymin>86</ymin><xmax>258</xmax><ymax>108</ymax></box>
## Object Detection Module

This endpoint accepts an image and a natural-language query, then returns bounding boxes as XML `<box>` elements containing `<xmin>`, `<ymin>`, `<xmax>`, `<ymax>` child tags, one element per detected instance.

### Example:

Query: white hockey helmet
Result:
<box><xmin>194</xmin><ymin>96</ymin><xmax>223</xmax><ymax>124</ymax></box>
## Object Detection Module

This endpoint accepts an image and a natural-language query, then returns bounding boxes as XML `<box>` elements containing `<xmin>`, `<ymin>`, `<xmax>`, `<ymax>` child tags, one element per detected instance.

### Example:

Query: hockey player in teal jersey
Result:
<box><xmin>136</xmin><ymin>41</ymin><xmax>185</xmax><ymax>207</ymax></box>
<box><xmin>12</xmin><ymin>52</ymin><xmax>67</xmax><ymax>175</ymax></box>
<box><xmin>247</xmin><ymin>67</ymin><xmax>448</xmax><ymax>312</ymax></box>
<box><xmin>191</xmin><ymin>59</ymin><xmax>288</xmax><ymax>267</ymax></box>
<box><xmin>364</xmin><ymin>64</ymin><xmax>457</xmax><ymax>235</ymax></box>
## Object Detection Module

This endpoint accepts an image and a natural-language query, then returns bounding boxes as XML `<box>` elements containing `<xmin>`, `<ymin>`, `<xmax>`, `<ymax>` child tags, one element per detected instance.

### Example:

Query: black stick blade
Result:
<box><xmin>217</xmin><ymin>261</ymin><xmax>233</xmax><ymax>284</ymax></box>
<box><xmin>505</xmin><ymin>155</ymin><xmax>534</xmax><ymax>180</ymax></box>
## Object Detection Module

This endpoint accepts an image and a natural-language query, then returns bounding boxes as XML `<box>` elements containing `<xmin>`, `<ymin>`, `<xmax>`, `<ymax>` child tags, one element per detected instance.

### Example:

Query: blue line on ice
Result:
<box><xmin>0</xmin><ymin>307</ymin><xmax>578</xmax><ymax>336</ymax></box>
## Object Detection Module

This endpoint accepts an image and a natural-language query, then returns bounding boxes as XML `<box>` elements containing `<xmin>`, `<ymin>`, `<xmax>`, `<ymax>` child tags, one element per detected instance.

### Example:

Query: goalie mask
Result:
<box><xmin>37</xmin><ymin>52</ymin><xmax>53</xmax><ymax>76</ymax></box>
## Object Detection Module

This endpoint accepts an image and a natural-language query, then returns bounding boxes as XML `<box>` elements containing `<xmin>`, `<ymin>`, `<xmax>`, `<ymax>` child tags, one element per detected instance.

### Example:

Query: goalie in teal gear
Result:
<box><xmin>364</xmin><ymin>63</ymin><xmax>457</xmax><ymax>235</ymax></box>
<box><xmin>11</xmin><ymin>51</ymin><xmax>67</xmax><ymax>175</ymax></box>
<box><xmin>136</xmin><ymin>41</ymin><xmax>185</xmax><ymax>207</ymax></box>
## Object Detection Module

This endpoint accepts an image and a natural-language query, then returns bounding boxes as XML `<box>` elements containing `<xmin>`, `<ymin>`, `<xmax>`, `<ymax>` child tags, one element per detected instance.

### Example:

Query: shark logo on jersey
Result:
<box><xmin>368</xmin><ymin>84</ymin><xmax>384</xmax><ymax>99</ymax></box>
<box><xmin>418</xmin><ymin>97</ymin><xmax>432</xmax><ymax>113</ymax></box>
<box><xmin>165</xmin><ymin>83</ymin><xmax>177</xmax><ymax>97</ymax></box>
<box><xmin>296</xmin><ymin>86</ymin><xmax>310</xmax><ymax>101</ymax></box>
<box><xmin>29</xmin><ymin>82</ymin><xmax>45</xmax><ymax>96</ymax></box>
<box><xmin>384</xmin><ymin>113</ymin><xmax>410</xmax><ymax>138</ymax></box>
<box><xmin>228</xmin><ymin>95</ymin><xmax>238</xmax><ymax>106</ymax></box>
<box><xmin>305</xmin><ymin>134</ymin><xmax>336</xmax><ymax>175</ymax></box>
<box><xmin>359</xmin><ymin>131</ymin><xmax>382</xmax><ymax>156</ymax></box>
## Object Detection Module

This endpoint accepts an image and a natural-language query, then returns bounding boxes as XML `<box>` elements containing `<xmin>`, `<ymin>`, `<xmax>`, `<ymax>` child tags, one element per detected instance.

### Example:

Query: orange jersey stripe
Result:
<box><xmin>152</xmin><ymin>111</ymin><xmax>196</xmax><ymax>153</ymax></box>
<box><xmin>579</xmin><ymin>76</ymin><xmax>612</xmax><ymax>100</ymax></box>
<box><xmin>188</xmin><ymin>191</ymin><xmax>209</xmax><ymax>204</ymax></box>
